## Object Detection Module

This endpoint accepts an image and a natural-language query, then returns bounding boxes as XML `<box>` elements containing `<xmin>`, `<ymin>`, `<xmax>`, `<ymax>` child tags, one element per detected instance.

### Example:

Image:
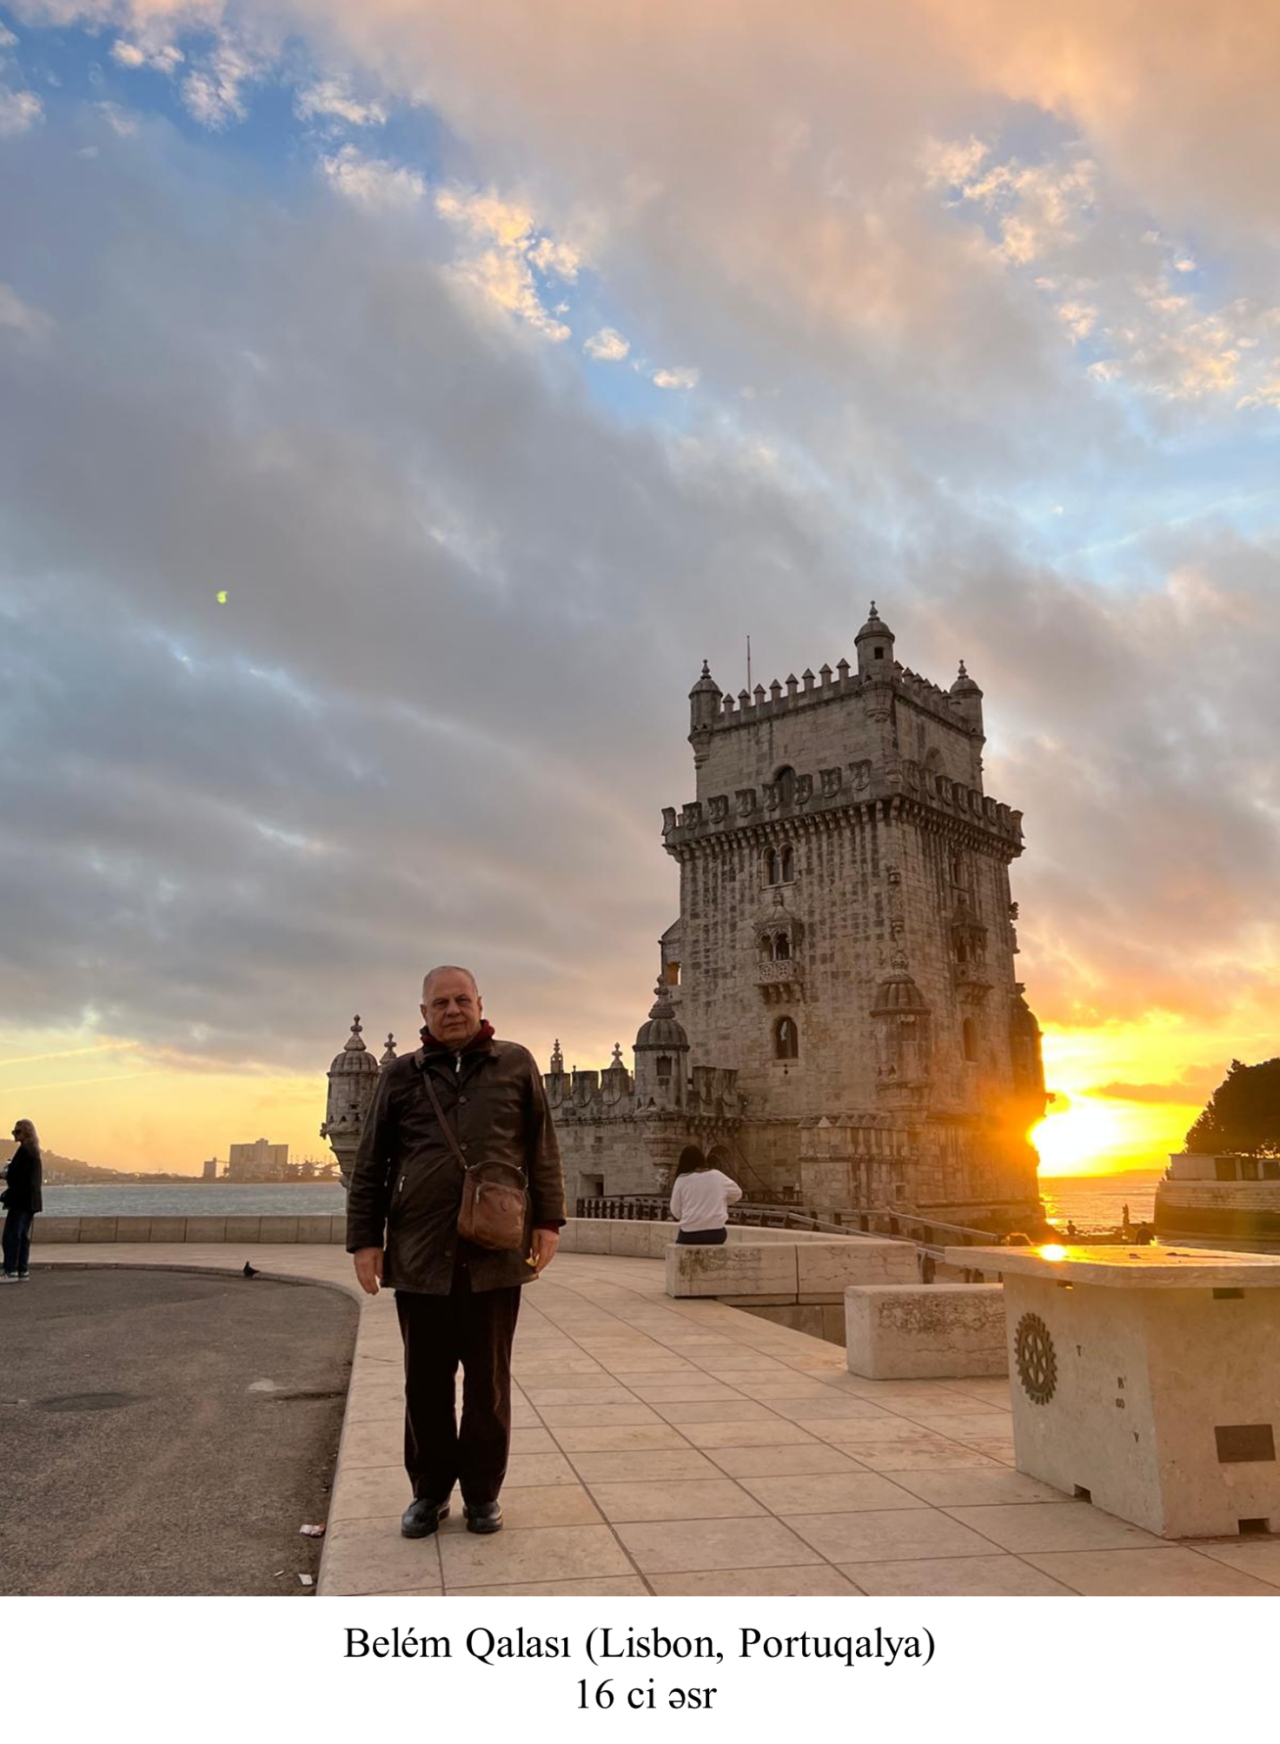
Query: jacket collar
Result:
<box><xmin>414</xmin><ymin>1018</ymin><xmax>495</xmax><ymax>1067</ymax></box>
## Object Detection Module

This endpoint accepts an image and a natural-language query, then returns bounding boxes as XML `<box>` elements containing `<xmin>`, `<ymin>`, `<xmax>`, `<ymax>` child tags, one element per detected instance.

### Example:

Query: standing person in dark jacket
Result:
<box><xmin>346</xmin><ymin>966</ymin><xmax>565</xmax><ymax>1539</ymax></box>
<box><xmin>2</xmin><ymin>1119</ymin><xmax>43</xmax><ymax>1282</ymax></box>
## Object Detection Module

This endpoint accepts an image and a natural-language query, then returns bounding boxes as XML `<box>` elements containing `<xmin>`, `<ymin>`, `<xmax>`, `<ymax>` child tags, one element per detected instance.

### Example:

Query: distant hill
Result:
<box><xmin>40</xmin><ymin>1150</ymin><xmax>135</xmax><ymax>1180</ymax></box>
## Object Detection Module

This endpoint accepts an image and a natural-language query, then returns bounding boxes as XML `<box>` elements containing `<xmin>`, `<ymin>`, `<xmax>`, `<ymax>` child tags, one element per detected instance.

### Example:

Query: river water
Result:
<box><xmin>44</xmin><ymin>1173</ymin><xmax>1161</xmax><ymax>1232</ymax></box>
<box><xmin>42</xmin><ymin>1183</ymin><xmax>347</xmax><ymax>1216</ymax></box>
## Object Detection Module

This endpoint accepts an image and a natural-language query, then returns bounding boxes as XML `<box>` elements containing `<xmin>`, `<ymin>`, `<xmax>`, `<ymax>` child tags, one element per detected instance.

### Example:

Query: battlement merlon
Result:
<box><xmin>687</xmin><ymin>611</ymin><xmax>986</xmax><ymax>798</ymax></box>
<box><xmin>661</xmin><ymin>757</ymin><xmax>1024</xmax><ymax>857</ymax></box>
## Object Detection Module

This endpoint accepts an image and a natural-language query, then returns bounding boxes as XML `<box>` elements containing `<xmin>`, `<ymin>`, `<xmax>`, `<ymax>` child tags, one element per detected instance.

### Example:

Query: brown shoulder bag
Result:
<box><xmin>420</xmin><ymin>1068</ymin><xmax>529</xmax><ymax>1253</ymax></box>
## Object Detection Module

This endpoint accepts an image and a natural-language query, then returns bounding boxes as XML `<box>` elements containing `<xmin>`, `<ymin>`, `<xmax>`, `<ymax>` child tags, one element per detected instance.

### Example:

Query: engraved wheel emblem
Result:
<box><xmin>1014</xmin><ymin>1312</ymin><xmax>1057</xmax><ymax>1405</ymax></box>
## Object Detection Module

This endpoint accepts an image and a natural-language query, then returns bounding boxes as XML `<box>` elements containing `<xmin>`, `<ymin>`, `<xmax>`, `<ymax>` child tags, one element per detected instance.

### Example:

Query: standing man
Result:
<box><xmin>346</xmin><ymin>966</ymin><xmax>564</xmax><ymax>1538</ymax></box>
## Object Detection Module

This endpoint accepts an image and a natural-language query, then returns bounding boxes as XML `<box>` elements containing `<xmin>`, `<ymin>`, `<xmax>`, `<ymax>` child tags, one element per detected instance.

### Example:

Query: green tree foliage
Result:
<box><xmin>1186</xmin><ymin>1058</ymin><xmax>1280</xmax><ymax>1157</ymax></box>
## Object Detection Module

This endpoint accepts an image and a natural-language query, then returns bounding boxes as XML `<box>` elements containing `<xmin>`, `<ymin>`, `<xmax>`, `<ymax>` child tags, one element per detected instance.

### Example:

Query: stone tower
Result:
<box><xmin>657</xmin><ymin>603</ymin><xmax>1045</xmax><ymax>1216</ymax></box>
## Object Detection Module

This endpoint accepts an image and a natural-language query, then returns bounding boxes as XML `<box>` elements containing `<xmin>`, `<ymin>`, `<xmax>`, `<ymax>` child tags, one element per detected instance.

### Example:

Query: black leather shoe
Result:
<box><xmin>464</xmin><ymin>1501</ymin><xmax>503</xmax><ymax>1535</ymax></box>
<box><xmin>400</xmin><ymin>1498</ymin><xmax>450</xmax><ymax>1539</ymax></box>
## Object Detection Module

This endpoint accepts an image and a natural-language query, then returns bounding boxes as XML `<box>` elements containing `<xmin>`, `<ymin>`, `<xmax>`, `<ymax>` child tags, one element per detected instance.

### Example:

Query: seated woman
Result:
<box><xmin>668</xmin><ymin>1154</ymin><xmax>743</xmax><ymax>1245</ymax></box>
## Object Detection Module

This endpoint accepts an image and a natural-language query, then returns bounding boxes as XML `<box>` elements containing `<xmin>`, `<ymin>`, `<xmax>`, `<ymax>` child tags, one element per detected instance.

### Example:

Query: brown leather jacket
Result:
<box><xmin>346</xmin><ymin>1032</ymin><xmax>565</xmax><ymax>1294</ymax></box>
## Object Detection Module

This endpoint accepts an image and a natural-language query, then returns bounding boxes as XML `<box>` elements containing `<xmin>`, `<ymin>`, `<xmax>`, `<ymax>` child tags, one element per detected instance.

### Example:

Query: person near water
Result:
<box><xmin>1</xmin><ymin>1119</ymin><xmax>43</xmax><ymax>1282</ymax></box>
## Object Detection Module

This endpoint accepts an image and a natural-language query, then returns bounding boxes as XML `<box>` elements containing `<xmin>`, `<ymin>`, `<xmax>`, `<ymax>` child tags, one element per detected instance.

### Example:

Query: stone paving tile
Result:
<box><xmin>649</xmin><ymin>1567</ymin><xmax>862</xmax><ymax>1597</ymax></box>
<box><xmin>330</xmin><ymin>1463</ymin><xmax>412</xmax><ymax>1523</ymax></box>
<box><xmin>616</xmin><ymin>1517</ymin><xmax>824</xmax><ymax>1575</ymax></box>
<box><xmin>588</xmin><ymin>1479</ymin><xmax>767</xmax><ymax>1523</ymax></box>
<box><xmin>880</xmin><ymin>1390</ymin><xmax>1009</xmax><ymax>1415</ymax></box>
<box><xmin>520</xmin><ymin>1385</ymin><xmax>639</xmax><ymax>1406</ymax></box>
<box><xmin>840</xmin><ymin>1556</ymin><xmax>1074</xmax><ymax>1596</ymax></box>
<box><xmin>888</xmin><ymin>1412</ymin><xmax>1013</xmax><ymax>1439</ymax></box>
<box><xmin>503</xmin><ymin>1452</ymin><xmax>581</xmax><ymax>1487</ymax></box>
<box><xmin>449</xmin><ymin>1578</ymin><xmax>651</xmax><ymax>1597</ymax></box>
<box><xmin>945</xmin><ymin>1389</ymin><xmax>1015</xmax><ymax>1412</ymax></box>
<box><xmin>1023</xmin><ymin>1548</ymin><xmax>1280</xmax><ymax>1597</ymax></box>
<box><xmin>625</xmin><ymin>1379</ymin><xmax>745</xmax><ymax>1403</ymax></box>
<box><xmin>695</xmin><ymin>1355</ymin><xmax>796</xmax><ymax>1373</ymax></box>
<box><xmin>536</xmin><ymin>1403</ymin><xmax>664</xmax><ymax>1427</ymax></box>
<box><xmin>552</xmin><ymin>1423</ymin><xmax>690</xmax><ymax>1452</ymax></box>
<box><xmin>799</xmin><ymin>1417</ymin><xmax>935</xmax><ymax>1445</ymax></box>
<box><xmin>650</xmin><ymin>1399</ymin><xmax>782</xmax><ymax>1424</ymax></box>
<box><xmin>595</xmin><ymin>1356</ymin><xmax>699</xmax><ymax>1374</ymax></box>
<box><xmin>568</xmin><ymin>1449</ymin><xmax>723</xmax><ymax>1483</ymax></box>
<box><xmin>1192</xmin><ymin>1539</ymin><xmax>1280</xmax><ymax>1588</ymax></box>
<box><xmin>886</xmin><ymin>1468</ymin><xmax>1073</xmax><ymax>1507</ymax></box>
<box><xmin>729</xmin><ymin>1380</ymin><xmax>845</xmax><ymax>1401</ymax></box>
<box><xmin>508</xmin><ymin>1427</ymin><xmax>559</xmax><ymax>1454</ymax></box>
<box><xmin>343</xmin><ymin>1394</ymin><xmax>405</xmax><ymax>1426</ymax></box>
<box><xmin>436</xmin><ymin>1486</ymin><xmax>601</xmax><ymax>1529</ymax></box>
<box><xmin>944</xmin><ymin>1502</ymin><xmax>1163</xmax><ymax>1554</ymax></box>
<box><xmin>679</xmin><ymin>1420</ymin><xmax>819</xmax><ymax>1448</ymax></box>
<box><xmin>706</xmin><ymin>1443</ymin><xmax>869</xmax><ymax>1478</ymax></box>
<box><xmin>321</xmin><ymin>1517</ymin><xmax>442</xmax><ymax>1596</ymax></box>
<box><xmin>439</xmin><ymin>1524</ymin><xmax>635</xmax><ymax>1589</ymax></box>
<box><xmin>848</xmin><ymin>1443</ymin><xmax>1004</xmax><ymax>1473</ymax></box>
<box><xmin>737</xmin><ymin>1472</ymin><xmax>927</xmax><ymax>1514</ymax></box>
<box><xmin>784</xmin><ymin>1508</ymin><xmax>998</xmax><ymax>1564</ymax></box>
<box><xmin>338</xmin><ymin>1418</ymin><xmax>408</xmax><ymax>1468</ymax></box>
<box><xmin>955</xmin><ymin>1436</ymin><xmax>1017</xmax><ymax>1465</ymax></box>
<box><xmin>763</xmin><ymin>1396</ymin><xmax>893</xmax><ymax>1423</ymax></box>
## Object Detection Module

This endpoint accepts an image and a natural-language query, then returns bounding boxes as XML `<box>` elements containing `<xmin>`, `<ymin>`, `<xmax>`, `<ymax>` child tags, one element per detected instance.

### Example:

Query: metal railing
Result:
<box><xmin>572</xmin><ymin>1193</ymin><xmax>999</xmax><ymax>1249</ymax></box>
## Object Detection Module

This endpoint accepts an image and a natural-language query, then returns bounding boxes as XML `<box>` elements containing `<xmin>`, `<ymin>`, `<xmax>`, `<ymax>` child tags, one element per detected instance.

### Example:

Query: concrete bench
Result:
<box><xmin>666</xmin><ymin>1237</ymin><xmax>916</xmax><ymax>1301</ymax></box>
<box><xmin>844</xmin><ymin>1283</ymin><xmax>1007</xmax><ymax>1379</ymax></box>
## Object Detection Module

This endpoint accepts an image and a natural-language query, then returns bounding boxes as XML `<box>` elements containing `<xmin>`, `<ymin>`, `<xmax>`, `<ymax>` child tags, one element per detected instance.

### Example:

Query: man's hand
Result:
<box><xmin>529</xmin><ymin>1228</ymin><xmax>560</xmax><ymax>1275</ymax></box>
<box><xmin>353</xmin><ymin>1247</ymin><xmax>384</xmax><ymax>1296</ymax></box>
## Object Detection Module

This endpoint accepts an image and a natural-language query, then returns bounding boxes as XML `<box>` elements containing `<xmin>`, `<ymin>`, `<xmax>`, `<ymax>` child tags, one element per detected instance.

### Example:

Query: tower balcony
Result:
<box><xmin>757</xmin><ymin>958</ymin><xmax>803</xmax><ymax>1001</ymax></box>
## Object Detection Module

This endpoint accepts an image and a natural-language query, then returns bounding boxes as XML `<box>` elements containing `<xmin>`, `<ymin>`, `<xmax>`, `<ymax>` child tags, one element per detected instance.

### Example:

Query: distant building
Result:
<box><xmin>227</xmin><ymin>1138</ymin><xmax>289</xmax><ymax>1182</ymax></box>
<box><xmin>201</xmin><ymin>1157</ymin><xmax>219</xmax><ymax>1181</ymax></box>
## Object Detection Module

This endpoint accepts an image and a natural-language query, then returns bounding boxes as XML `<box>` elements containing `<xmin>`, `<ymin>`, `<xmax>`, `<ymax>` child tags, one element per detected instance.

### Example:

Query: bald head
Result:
<box><xmin>420</xmin><ymin>965</ymin><xmax>483</xmax><ymax>1049</ymax></box>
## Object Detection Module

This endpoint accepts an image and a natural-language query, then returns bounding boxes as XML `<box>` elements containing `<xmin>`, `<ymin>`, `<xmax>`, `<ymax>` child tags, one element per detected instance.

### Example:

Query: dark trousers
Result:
<box><xmin>2</xmin><ymin>1211</ymin><xmax>33</xmax><ymax>1274</ymax></box>
<box><xmin>395</xmin><ymin>1277</ymin><xmax>521</xmax><ymax>1505</ymax></box>
<box><xmin>676</xmin><ymin>1227</ymin><xmax>728</xmax><ymax>1245</ymax></box>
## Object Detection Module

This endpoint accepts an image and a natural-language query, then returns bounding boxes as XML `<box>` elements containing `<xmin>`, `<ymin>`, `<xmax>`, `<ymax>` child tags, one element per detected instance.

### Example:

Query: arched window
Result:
<box><xmin>774</xmin><ymin>1016</ymin><xmax>799</xmax><ymax>1060</ymax></box>
<box><xmin>764</xmin><ymin>848</ymin><xmax>780</xmax><ymax>885</ymax></box>
<box><xmin>775</xmin><ymin>933</ymin><xmax>791</xmax><ymax>961</ymax></box>
<box><xmin>951</xmin><ymin>853</ymin><xmax>966</xmax><ymax>889</ymax></box>
<box><xmin>774</xmin><ymin>766</ymin><xmax>796</xmax><ymax>807</ymax></box>
<box><xmin>760</xmin><ymin>934</ymin><xmax>775</xmax><ymax>960</ymax></box>
<box><xmin>961</xmin><ymin>1019</ymin><xmax>978</xmax><ymax>1063</ymax></box>
<box><xmin>780</xmin><ymin>844</ymin><xmax>794</xmax><ymax>882</ymax></box>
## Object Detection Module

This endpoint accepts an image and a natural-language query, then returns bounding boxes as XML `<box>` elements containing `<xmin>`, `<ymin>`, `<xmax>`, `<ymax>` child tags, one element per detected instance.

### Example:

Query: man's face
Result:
<box><xmin>421</xmin><ymin>971</ymin><xmax>483</xmax><ymax>1045</ymax></box>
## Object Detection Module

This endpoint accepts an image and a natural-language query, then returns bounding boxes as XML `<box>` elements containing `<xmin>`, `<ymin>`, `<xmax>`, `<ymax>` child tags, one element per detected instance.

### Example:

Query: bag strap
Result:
<box><xmin>418</xmin><ymin>1057</ymin><xmax>528</xmax><ymax>1181</ymax></box>
<box><xmin>419</xmin><ymin>1066</ymin><xmax>472</xmax><ymax>1172</ymax></box>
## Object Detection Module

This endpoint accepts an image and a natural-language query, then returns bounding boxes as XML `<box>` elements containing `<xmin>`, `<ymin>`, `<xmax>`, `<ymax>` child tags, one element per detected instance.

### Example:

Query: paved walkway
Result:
<box><xmin>32</xmin><ymin>1245</ymin><xmax>1280</xmax><ymax>1597</ymax></box>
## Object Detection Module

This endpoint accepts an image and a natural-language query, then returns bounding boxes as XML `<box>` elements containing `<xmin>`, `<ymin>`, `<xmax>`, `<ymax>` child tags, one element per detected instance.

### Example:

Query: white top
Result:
<box><xmin>669</xmin><ymin>1169</ymin><xmax>743</xmax><ymax>1233</ymax></box>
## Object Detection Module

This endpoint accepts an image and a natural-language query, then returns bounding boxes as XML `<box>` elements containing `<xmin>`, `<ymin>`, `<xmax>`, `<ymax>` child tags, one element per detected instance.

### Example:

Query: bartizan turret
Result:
<box><xmin>633</xmin><ymin>981</ymin><xmax>690</xmax><ymax>1111</ymax></box>
<box><xmin>688</xmin><ymin>660</ymin><xmax>722</xmax><ymax>769</ymax></box>
<box><xmin>321</xmin><ymin>1016</ymin><xmax>382</xmax><ymax>1188</ymax></box>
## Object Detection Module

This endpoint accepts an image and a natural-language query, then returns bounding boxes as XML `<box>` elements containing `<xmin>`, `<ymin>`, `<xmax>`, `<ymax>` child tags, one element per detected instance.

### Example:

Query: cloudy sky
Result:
<box><xmin>1</xmin><ymin>0</ymin><xmax>1276</xmax><ymax>1177</ymax></box>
